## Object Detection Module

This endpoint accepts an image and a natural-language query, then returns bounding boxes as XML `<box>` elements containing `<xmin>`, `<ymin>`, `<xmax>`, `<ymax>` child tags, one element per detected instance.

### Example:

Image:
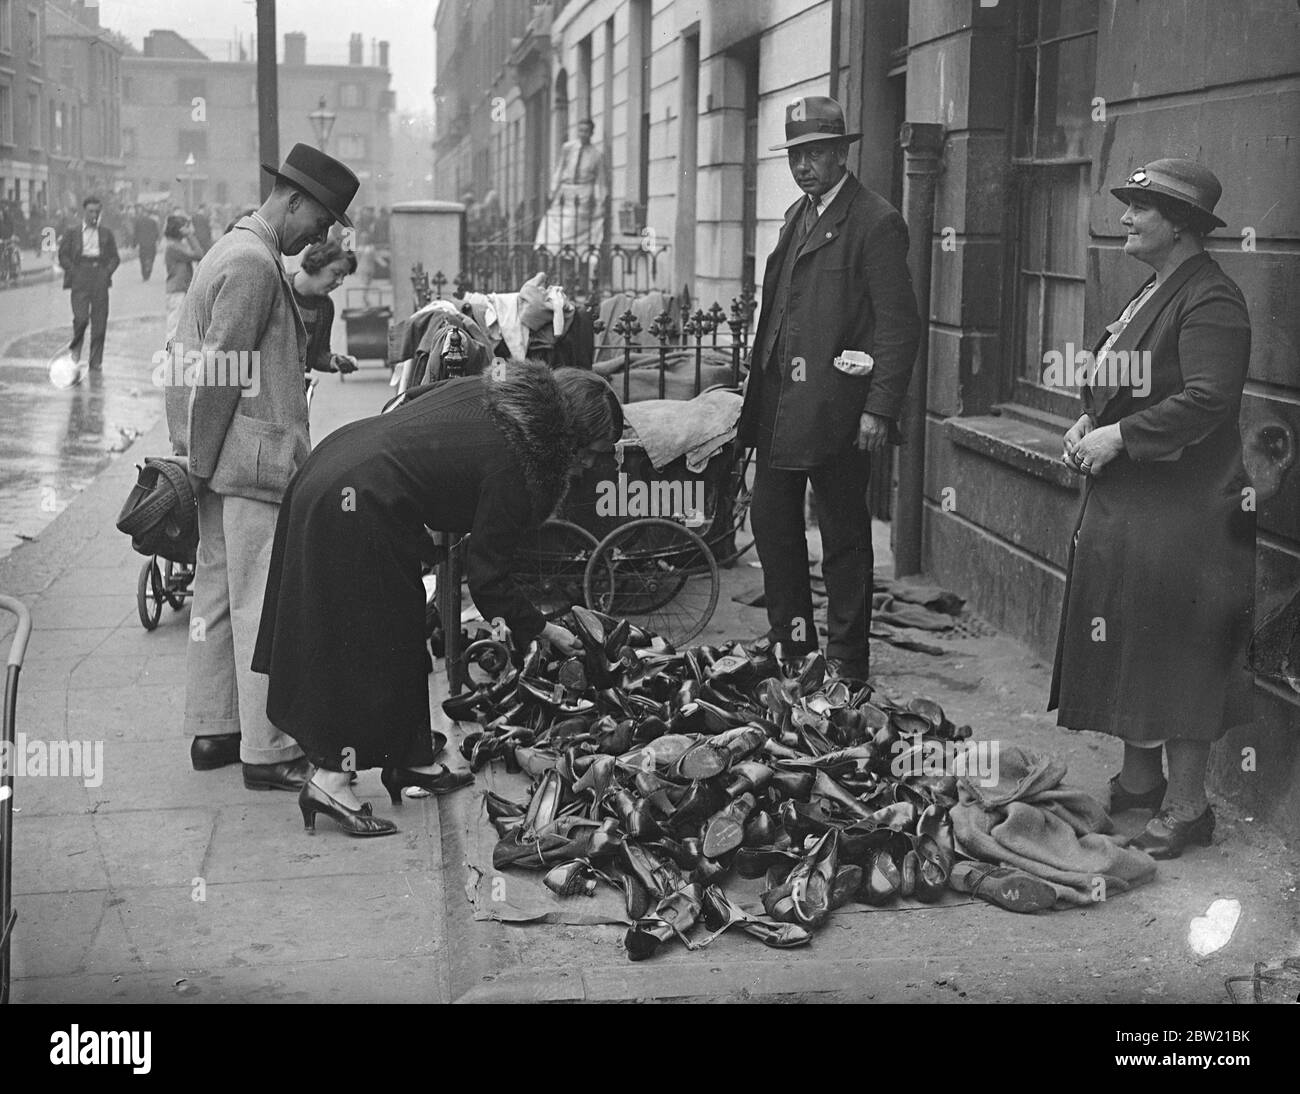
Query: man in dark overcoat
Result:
<box><xmin>133</xmin><ymin>206</ymin><xmax>160</xmax><ymax>281</ymax></box>
<box><xmin>737</xmin><ymin>96</ymin><xmax>921</xmax><ymax>685</ymax></box>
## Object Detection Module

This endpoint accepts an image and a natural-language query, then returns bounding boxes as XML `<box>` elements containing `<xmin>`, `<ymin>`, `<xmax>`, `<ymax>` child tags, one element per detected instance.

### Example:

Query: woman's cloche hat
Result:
<box><xmin>261</xmin><ymin>143</ymin><xmax>360</xmax><ymax>229</ymax></box>
<box><xmin>1110</xmin><ymin>158</ymin><xmax>1227</xmax><ymax>230</ymax></box>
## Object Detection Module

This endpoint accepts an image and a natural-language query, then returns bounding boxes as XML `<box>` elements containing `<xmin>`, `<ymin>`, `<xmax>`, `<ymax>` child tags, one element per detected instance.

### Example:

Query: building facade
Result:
<box><xmin>121</xmin><ymin>29</ymin><xmax>394</xmax><ymax>213</ymax></box>
<box><xmin>0</xmin><ymin>0</ymin><xmax>50</xmax><ymax>217</ymax></box>
<box><xmin>45</xmin><ymin>0</ymin><xmax>124</xmax><ymax>216</ymax></box>
<box><xmin>436</xmin><ymin>0</ymin><xmax>1300</xmax><ymax>826</ymax></box>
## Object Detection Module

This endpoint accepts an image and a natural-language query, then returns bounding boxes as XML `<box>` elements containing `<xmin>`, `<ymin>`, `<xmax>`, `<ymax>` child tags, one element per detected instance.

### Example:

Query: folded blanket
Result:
<box><xmin>622</xmin><ymin>389</ymin><xmax>745</xmax><ymax>472</ymax></box>
<box><xmin>951</xmin><ymin>746</ymin><xmax>1157</xmax><ymax>907</ymax></box>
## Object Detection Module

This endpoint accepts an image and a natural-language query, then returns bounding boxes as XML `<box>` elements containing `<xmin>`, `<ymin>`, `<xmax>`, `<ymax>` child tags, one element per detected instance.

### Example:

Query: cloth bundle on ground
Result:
<box><xmin>621</xmin><ymin>389</ymin><xmax>745</xmax><ymax>472</ymax></box>
<box><xmin>951</xmin><ymin>747</ymin><xmax>1157</xmax><ymax>907</ymax></box>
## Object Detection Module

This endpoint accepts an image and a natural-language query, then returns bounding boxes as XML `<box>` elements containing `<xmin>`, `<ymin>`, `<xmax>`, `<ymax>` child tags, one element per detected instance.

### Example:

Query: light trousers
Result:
<box><xmin>185</xmin><ymin>488</ymin><xmax>303</xmax><ymax>764</ymax></box>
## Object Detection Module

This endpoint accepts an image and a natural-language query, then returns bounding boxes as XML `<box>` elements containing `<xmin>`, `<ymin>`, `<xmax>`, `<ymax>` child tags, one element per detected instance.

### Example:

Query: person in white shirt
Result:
<box><xmin>56</xmin><ymin>196</ymin><xmax>120</xmax><ymax>371</ymax></box>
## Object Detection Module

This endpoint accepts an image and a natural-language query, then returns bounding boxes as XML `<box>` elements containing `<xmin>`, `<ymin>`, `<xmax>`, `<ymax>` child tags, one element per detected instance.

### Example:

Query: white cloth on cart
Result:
<box><xmin>621</xmin><ymin>389</ymin><xmax>745</xmax><ymax>473</ymax></box>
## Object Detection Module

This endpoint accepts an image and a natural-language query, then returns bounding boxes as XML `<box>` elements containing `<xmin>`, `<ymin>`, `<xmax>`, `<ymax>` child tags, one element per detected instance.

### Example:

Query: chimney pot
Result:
<box><xmin>284</xmin><ymin>31</ymin><xmax>306</xmax><ymax>66</ymax></box>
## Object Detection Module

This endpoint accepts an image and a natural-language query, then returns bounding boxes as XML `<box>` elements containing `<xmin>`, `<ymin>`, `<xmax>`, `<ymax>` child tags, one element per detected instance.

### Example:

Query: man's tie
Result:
<box><xmin>798</xmin><ymin>197</ymin><xmax>819</xmax><ymax>248</ymax></box>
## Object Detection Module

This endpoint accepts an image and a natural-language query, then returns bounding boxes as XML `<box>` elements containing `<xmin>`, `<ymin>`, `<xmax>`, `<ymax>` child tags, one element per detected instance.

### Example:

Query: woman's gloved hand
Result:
<box><xmin>541</xmin><ymin>621</ymin><xmax>584</xmax><ymax>656</ymax></box>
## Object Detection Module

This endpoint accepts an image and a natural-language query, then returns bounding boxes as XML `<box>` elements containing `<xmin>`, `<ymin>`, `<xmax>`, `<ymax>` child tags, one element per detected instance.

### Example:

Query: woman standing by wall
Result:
<box><xmin>1051</xmin><ymin>159</ymin><xmax>1256</xmax><ymax>860</ymax></box>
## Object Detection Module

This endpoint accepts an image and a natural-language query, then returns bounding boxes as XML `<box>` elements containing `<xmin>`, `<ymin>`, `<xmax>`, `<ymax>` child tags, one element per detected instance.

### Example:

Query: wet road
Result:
<box><xmin>0</xmin><ymin>257</ymin><xmax>169</xmax><ymax>558</ymax></box>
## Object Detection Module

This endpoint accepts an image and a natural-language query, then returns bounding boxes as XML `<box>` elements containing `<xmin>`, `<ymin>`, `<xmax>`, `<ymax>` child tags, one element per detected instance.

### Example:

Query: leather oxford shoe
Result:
<box><xmin>1107</xmin><ymin>773</ymin><xmax>1167</xmax><ymax>815</ymax></box>
<box><xmin>1130</xmin><ymin>806</ymin><xmax>1215</xmax><ymax>860</ymax></box>
<box><xmin>243</xmin><ymin>756</ymin><xmax>312</xmax><ymax>792</ymax></box>
<box><xmin>191</xmin><ymin>733</ymin><xmax>241</xmax><ymax>771</ymax></box>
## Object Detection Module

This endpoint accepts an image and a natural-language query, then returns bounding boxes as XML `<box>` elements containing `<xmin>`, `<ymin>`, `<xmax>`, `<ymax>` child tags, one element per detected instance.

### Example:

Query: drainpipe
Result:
<box><xmin>893</xmin><ymin>122</ymin><xmax>944</xmax><ymax>578</ymax></box>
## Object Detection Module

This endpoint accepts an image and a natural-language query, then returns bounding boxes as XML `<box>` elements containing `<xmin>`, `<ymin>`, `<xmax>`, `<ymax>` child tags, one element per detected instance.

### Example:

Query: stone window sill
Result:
<box><xmin>944</xmin><ymin>406</ymin><xmax>1081</xmax><ymax>490</ymax></box>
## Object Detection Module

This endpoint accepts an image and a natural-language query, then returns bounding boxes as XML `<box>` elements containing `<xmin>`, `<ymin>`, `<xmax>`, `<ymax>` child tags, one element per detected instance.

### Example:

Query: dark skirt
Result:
<box><xmin>251</xmin><ymin>420</ymin><xmax>437</xmax><ymax>772</ymax></box>
<box><xmin>1050</xmin><ymin>454</ymin><xmax>1255</xmax><ymax>743</ymax></box>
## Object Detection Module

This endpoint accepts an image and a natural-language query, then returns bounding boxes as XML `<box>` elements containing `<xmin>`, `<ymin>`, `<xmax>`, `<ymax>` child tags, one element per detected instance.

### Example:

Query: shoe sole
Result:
<box><xmin>192</xmin><ymin>757</ymin><xmax>240</xmax><ymax>771</ymax></box>
<box><xmin>244</xmin><ymin>780</ymin><xmax>309</xmax><ymax>792</ymax></box>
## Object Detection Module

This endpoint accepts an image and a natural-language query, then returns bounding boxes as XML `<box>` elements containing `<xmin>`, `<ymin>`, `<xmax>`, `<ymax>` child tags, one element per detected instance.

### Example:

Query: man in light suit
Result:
<box><xmin>57</xmin><ymin>196</ymin><xmax>120</xmax><ymax>370</ymax></box>
<box><xmin>165</xmin><ymin>143</ymin><xmax>358</xmax><ymax>788</ymax></box>
<box><xmin>737</xmin><ymin>97</ymin><xmax>921</xmax><ymax>686</ymax></box>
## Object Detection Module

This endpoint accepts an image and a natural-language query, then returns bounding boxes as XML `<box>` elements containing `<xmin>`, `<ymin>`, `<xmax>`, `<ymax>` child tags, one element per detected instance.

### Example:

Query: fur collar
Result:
<box><xmin>482</xmin><ymin>360</ymin><xmax>578</xmax><ymax>520</ymax></box>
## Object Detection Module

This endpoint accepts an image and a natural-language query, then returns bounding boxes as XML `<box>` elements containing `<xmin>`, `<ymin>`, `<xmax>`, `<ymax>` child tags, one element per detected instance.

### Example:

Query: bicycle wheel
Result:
<box><xmin>583</xmin><ymin>517</ymin><xmax>720</xmax><ymax>646</ymax></box>
<box><xmin>137</xmin><ymin>559</ymin><xmax>164</xmax><ymax>630</ymax></box>
<box><xmin>513</xmin><ymin>519</ymin><xmax>600</xmax><ymax>621</ymax></box>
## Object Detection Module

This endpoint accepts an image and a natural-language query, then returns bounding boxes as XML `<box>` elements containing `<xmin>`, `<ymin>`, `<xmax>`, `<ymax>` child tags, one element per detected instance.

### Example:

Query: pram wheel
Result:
<box><xmin>583</xmin><ymin>517</ymin><xmax>719</xmax><ymax>646</ymax></box>
<box><xmin>137</xmin><ymin>558</ymin><xmax>165</xmax><ymax>630</ymax></box>
<box><xmin>514</xmin><ymin>519</ymin><xmax>600</xmax><ymax>621</ymax></box>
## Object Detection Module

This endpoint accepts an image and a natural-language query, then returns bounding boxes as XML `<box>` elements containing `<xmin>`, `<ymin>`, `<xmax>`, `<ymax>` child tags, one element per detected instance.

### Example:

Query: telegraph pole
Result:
<box><xmin>257</xmin><ymin>0</ymin><xmax>279</xmax><ymax>201</ymax></box>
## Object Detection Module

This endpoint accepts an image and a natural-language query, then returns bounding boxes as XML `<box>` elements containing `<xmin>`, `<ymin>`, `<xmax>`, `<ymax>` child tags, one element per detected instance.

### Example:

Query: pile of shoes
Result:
<box><xmin>458</xmin><ymin>607</ymin><xmax>970</xmax><ymax>961</ymax></box>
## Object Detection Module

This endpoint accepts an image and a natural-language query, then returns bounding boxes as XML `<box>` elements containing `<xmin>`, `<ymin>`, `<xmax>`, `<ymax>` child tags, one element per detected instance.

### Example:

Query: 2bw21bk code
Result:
<box><xmin>1180</xmin><ymin>1032</ymin><xmax>1251</xmax><ymax>1043</ymax></box>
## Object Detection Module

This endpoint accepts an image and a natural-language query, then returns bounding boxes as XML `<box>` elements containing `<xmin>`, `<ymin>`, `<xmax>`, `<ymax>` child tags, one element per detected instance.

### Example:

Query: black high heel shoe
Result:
<box><xmin>299</xmin><ymin>780</ymin><xmax>398</xmax><ymax>837</ymax></box>
<box><xmin>380</xmin><ymin>764</ymin><xmax>474</xmax><ymax>804</ymax></box>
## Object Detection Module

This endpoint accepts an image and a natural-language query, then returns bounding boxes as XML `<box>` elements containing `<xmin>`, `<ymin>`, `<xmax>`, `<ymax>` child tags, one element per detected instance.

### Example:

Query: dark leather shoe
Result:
<box><xmin>243</xmin><ymin>756</ymin><xmax>312</xmax><ymax>792</ymax></box>
<box><xmin>1130</xmin><ymin>806</ymin><xmax>1215</xmax><ymax>860</ymax></box>
<box><xmin>826</xmin><ymin>658</ymin><xmax>870</xmax><ymax>687</ymax></box>
<box><xmin>191</xmin><ymin>733</ymin><xmax>240</xmax><ymax>771</ymax></box>
<box><xmin>1107</xmin><ymin>773</ymin><xmax>1167</xmax><ymax>814</ymax></box>
<box><xmin>743</xmin><ymin>634</ymin><xmax>817</xmax><ymax>659</ymax></box>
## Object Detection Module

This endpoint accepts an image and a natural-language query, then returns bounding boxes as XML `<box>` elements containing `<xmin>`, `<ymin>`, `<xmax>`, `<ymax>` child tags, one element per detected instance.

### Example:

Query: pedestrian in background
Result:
<box><xmin>56</xmin><ymin>196</ymin><xmax>120</xmax><ymax>371</ymax></box>
<box><xmin>191</xmin><ymin>204</ymin><xmax>213</xmax><ymax>250</ymax></box>
<box><xmin>134</xmin><ymin>205</ymin><xmax>160</xmax><ymax>282</ymax></box>
<box><xmin>162</xmin><ymin>214</ymin><xmax>203</xmax><ymax>347</ymax></box>
<box><xmin>163</xmin><ymin>143</ymin><xmax>359</xmax><ymax>791</ymax></box>
<box><xmin>737</xmin><ymin>96</ymin><xmax>921</xmax><ymax>687</ymax></box>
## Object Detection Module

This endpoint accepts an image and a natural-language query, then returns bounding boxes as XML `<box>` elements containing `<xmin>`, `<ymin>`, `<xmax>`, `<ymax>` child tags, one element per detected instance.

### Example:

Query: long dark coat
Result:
<box><xmin>251</xmin><ymin>365</ymin><xmax>574</xmax><ymax>770</ymax></box>
<box><xmin>1049</xmin><ymin>253</ymin><xmax>1256</xmax><ymax>742</ymax></box>
<box><xmin>737</xmin><ymin>172</ymin><xmax>920</xmax><ymax>469</ymax></box>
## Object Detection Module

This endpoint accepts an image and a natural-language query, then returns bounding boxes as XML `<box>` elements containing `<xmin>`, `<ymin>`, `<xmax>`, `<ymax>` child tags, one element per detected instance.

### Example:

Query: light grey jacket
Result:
<box><xmin>164</xmin><ymin>215</ymin><xmax>308</xmax><ymax>503</ymax></box>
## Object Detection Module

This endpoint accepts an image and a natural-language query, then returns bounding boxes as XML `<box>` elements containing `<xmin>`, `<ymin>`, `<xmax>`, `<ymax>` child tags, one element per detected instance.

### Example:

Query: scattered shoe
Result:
<box><xmin>948</xmin><ymin>859</ymin><xmax>1056</xmax><ymax>913</ymax></box>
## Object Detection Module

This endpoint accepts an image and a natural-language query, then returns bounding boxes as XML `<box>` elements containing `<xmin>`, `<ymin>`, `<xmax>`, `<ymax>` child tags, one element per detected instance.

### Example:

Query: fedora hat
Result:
<box><xmin>1110</xmin><ymin>158</ymin><xmax>1226</xmax><ymax>230</ymax></box>
<box><xmin>261</xmin><ymin>142</ymin><xmax>359</xmax><ymax>229</ymax></box>
<box><xmin>770</xmin><ymin>96</ymin><xmax>861</xmax><ymax>150</ymax></box>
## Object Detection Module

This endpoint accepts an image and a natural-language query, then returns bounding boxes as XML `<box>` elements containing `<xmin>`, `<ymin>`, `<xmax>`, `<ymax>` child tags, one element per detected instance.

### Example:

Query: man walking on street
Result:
<box><xmin>57</xmin><ymin>196</ymin><xmax>119</xmax><ymax>371</ymax></box>
<box><xmin>134</xmin><ymin>205</ymin><xmax>160</xmax><ymax>281</ymax></box>
<box><xmin>737</xmin><ymin>96</ymin><xmax>921</xmax><ymax>687</ymax></box>
<box><xmin>164</xmin><ymin>144</ymin><xmax>359</xmax><ymax>789</ymax></box>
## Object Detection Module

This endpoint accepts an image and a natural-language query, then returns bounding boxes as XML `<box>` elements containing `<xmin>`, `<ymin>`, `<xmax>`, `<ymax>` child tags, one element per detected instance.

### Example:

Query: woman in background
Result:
<box><xmin>163</xmin><ymin>213</ymin><xmax>203</xmax><ymax>346</ymax></box>
<box><xmin>290</xmin><ymin>239</ymin><xmax>358</xmax><ymax>378</ymax></box>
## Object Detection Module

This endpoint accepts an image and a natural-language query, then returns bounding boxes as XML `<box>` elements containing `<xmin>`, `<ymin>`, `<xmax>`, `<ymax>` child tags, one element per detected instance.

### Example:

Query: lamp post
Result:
<box><xmin>182</xmin><ymin>152</ymin><xmax>196</xmax><ymax>212</ymax></box>
<box><xmin>308</xmin><ymin>97</ymin><xmax>336</xmax><ymax>153</ymax></box>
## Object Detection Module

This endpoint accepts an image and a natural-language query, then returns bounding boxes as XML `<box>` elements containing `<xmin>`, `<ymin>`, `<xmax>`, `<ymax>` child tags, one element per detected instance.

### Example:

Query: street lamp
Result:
<box><xmin>308</xmin><ymin>97</ymin><xmax>336</xmax><ymax>152</ymax></box>
<box><xmin>179</xmin><ymin>152</ymin><xmax>196</xmax><ymax>212</ymax></box>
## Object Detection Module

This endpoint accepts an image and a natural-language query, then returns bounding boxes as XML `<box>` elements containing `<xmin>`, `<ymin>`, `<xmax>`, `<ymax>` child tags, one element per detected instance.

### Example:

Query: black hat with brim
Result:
<box><xmin>261</xmin><ymin>142</ymin><xmax>359</xmax><ymax>229</ymax></box>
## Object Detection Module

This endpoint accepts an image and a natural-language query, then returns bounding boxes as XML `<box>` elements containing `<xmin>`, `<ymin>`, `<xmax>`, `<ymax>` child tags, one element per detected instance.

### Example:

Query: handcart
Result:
<box><xmin>1</xmin><ymin>594</ymin><xmax>33</xmax><ymax>1004</ymax></box>
<box><xmin>384</xmin><ymin>281</ymin><xmax>756</xmax><ymax>691</ymax></box>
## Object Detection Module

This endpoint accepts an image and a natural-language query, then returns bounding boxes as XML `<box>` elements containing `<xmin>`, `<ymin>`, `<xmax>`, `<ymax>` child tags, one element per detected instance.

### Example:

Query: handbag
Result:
<box><xmin>115</xmin><ymin>456</ymin><xmax>199</xmax><ymax>563</ymax></box>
